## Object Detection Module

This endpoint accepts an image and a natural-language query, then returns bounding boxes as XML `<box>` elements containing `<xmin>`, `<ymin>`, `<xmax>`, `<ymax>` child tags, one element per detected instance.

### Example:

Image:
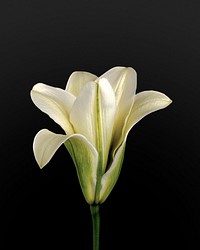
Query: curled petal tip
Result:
<box><xmin>162</xmin><ymin>94</ymin><xmax>173</xmax><ymax>107</ymax></box>
<box><xmin>33</xmin><ymin>129</ymin><xmax>68</xmax><ymax>168</ymax></box>
<box><xmin>168</xmin><ymin>97</ymin><xmax>173</xmax><ymax>104</ymax></box>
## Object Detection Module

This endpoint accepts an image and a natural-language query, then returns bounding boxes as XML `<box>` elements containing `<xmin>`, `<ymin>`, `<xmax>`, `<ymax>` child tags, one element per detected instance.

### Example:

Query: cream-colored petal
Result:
<box><xmin>33</xmin><ymin>129</ymin><xmax>68</xmax><ymax>168</ymax></box>
<box><xmin>66</xmin><ymin>71</ymin><xmax>97</xmax><ymax>96</ymax></box>
<box><xmin>97</xmin><ymin>78</ymin><xmax>116</xmax><ymax>172</ymax></box>
<box><xmin>33</xmin><ymin>129</ymin><xmax>98</xmax><ymax>204</ymax></box>
<box><xmin>64</xmin><ymin>134</ymin><xmax>98</xmax><ymax>204</ymax></box>
<box><xmin>99</xmin><ymin>90</ymin><xmax>172</xmax><ymax>203</ymax></box>
<box><xmin>70</xmin><ymin>81</ymin><xmax>97</xmax><ymax>147</ymax></box>
<box><xmin>125</xmin><ymin>90</ymin><xmax>172</xmax><ymax>136</ymax></box>
<box><xmin>31</xmin><ymin>83</ymin><xmax>75</xmax><ymax>134</ymax></box>
<box><xmin>70</xmin><ymin>79</ymin><xmax>116</xmax><ymax>172</ymax></box>
<box><xmin>98</xmin><ymin>67</ymin><xmax>137</xmax><ymax>153</ymax></box>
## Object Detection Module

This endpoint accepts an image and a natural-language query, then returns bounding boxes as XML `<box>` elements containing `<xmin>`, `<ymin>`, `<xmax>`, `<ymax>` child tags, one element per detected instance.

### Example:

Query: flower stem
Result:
<box><xmin>90</xmin><ymin>204</ymin><xmax>100</xmax><ymax>250</ymax></box>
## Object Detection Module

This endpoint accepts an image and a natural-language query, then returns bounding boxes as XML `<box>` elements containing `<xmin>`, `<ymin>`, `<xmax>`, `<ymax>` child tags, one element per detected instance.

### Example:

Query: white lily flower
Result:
<box><xmin>31</xmin><ymin>66</ymin><xmax>172</xmax><ymax>204</ymax></box>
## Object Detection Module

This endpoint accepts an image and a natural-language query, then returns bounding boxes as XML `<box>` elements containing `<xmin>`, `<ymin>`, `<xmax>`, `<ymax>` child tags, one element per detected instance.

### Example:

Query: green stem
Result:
<box><xmin>90</xmin><ymin>205</ymin><xmax>100</xmax><ymax>250</ymax></box>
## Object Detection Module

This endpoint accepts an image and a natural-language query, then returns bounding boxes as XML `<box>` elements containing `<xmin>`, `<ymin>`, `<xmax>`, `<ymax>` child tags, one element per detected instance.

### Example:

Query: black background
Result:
<box><xmin>0</xmin><ymin>0</ymin><xmax>200</xmax><ymax>249</ymax></box>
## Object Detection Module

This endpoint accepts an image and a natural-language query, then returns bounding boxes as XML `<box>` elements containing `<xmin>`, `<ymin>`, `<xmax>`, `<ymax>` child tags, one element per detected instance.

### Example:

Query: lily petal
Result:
<box><xmin>31</xmin><ymin>83</ymin><xmax>75</xmax><ymax>134</ymax></box>
<box><xmin>33</xmin><ymin>129</ymin><xmax>68</xmax><ymax>168</ymax></box>
<box><xmin>99</xmin><ymin>141</ymin><xmax>126</xmax><ymax>203</ymax></box>
<box><xmin>70</xmin><ymin>81</ymin><xmax>97</xmax><ymax>147</ymax></box>
<box><xmin>70</xmin><ymin>79</ymin><xmax>116</xmax><ymax>171</ymax></box>
<box><xmin>99</xmin><ymin>90</ymin><xmax>172</xmax><ymax>203</ymax></box>
<box><xmin>66</xmin><ymin>71</ymin><xmax>97</xmax><ymax>96</ymax></box>
<box><xmin>125</xmin><ymin>90</ymin><xmax>172</xmax><ymax>136</ymax></box>
<box><xmin>64</xmin><ymin>134</ymin><xmax>98</xmax><ymax>204</ymax></box>
<box><xmin>97</xmin><ymin>78</ymin><xmax>116</xmax><ymax>171</ymax></box>
<box><xmin>98</xmin><ymin>67</ymin><xmax>137</xmax><ymax>153</ymax></box>
<box><xmin>33</xmin><ymin>129</ymin><xmax>98</xmax><ymax>204</ymax></box>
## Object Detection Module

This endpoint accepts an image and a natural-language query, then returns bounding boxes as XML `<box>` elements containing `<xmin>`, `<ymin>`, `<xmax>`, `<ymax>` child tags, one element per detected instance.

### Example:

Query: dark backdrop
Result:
<box><xmin>0</xmin><ymin>0</ymin><xmax>200</xmax><ymax>249</ymax></box>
